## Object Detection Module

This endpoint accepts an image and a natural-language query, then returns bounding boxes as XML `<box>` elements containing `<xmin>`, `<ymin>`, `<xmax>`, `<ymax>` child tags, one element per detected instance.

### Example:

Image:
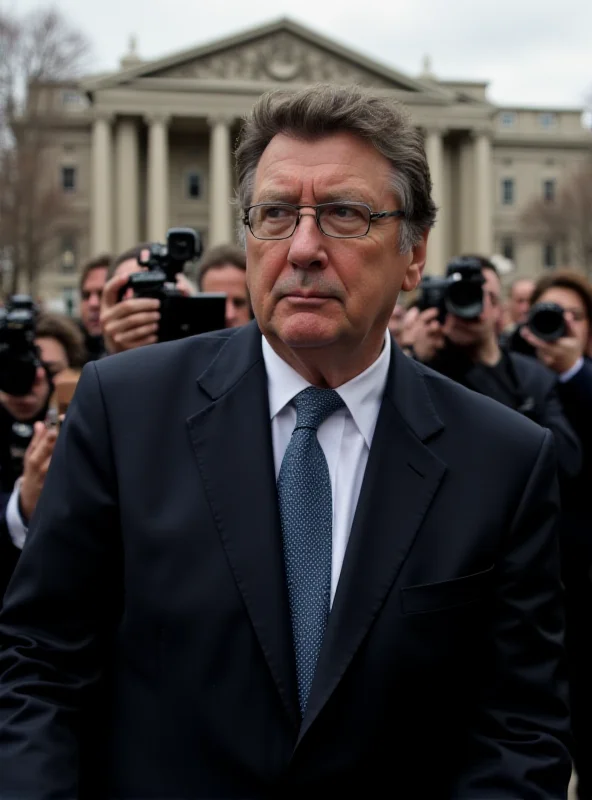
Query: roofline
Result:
<box><xmin>496</xmin><ymin>105</ymin><xmax>586</xmax><ymax>114</ymax></box>
<box><xmin>81</xmin><ymin>16</ymin><xmax>455</xmax><ymax>100</ymax></box>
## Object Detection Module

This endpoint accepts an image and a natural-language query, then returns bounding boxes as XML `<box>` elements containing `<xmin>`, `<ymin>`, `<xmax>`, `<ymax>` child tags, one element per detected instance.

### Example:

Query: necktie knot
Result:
<box><xmin>293</xmin><ymin>386</ymin><xmax>345</xmax><ymax>431</ymax></box>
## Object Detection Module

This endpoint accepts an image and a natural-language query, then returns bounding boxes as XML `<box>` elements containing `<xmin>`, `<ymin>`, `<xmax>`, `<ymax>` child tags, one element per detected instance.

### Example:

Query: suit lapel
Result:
<box><xmin>298</xmin><ymin>345</ymin><xmax>447</xmax><ymax>742</ymax></box>
<box><xmin>187</xmin><ymin>323</ymin><xmax>300</xmax><ymax>729</ymax></box>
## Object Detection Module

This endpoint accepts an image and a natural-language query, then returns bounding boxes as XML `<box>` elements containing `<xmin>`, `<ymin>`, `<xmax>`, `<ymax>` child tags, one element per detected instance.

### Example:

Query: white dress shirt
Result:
<box><xmin>6</xmin><ymin>479</ymin><xmax>27</xmax><ymax>550</ymax></box>
<box><xmin>262</xmin><ymin>333</ymin><xmax>391</xmax><ymax>605</ymax></box>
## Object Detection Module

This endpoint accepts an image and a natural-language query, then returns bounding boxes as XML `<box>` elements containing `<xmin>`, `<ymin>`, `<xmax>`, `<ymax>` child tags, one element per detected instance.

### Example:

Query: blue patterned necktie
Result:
<box><xmin>277</xmin><ymin>386</ymin><xmax>345</xmax><ymax>715</ymax></box>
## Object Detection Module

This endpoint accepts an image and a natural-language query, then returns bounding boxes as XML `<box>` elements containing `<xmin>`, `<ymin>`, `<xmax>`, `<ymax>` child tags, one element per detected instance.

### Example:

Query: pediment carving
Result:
<box><xmin>150</xmin><ymin>31</ymin><xmax>400</xmax><ymax>89</ymax></box>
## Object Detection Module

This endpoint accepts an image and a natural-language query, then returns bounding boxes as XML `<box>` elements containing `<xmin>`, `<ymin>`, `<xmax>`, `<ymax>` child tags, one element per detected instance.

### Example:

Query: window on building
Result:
<box><xmin>499</xmin><ymin>111</ymin><xmax>517</xmax><ymax>129</ymax></box>
<box><xmin>543</xmin><ymin>179</ymin><xmax>556</xmax><ymax>202</ymax></box>
<box><xmin>61</xmin><ymin>165</ymin><xmax>76</xmax><ymax>192</ymax></box>
<box><xmin>60</xmin><ymin>234</ymin><xmax>77</xmax><ymax>273</ymax></box>
<box><xmin>543</xmin><ymin>243</ymin><xmax>556</xmax><ymax>269</ymax></box>
<box><xmin>62</xmin><ymin>287</ymin><xmax>76</xmax><ymax>317</ymax></box>
<box><xmin>501</xmin><ymin>237</ymin><xmax>514</xmax><ymax>261</ymax></box>
<box><xmin>62</xmin><ymin>91</ymin><xmax>87</xmax><ymax>110</ymax></box>
<box><xmin>186</xmin><ymin>171</ymin><xmax>201</xmax><ymax>199</ymax></box>
<box><xmin>501</xmin><ymin>178</ymin><xmax>514</xmax><ymax>205</ymax></box>
<box><xmin>539</xmin><ymin>112</ymin><xmax>557</xmax><ymax>130</ymax></box>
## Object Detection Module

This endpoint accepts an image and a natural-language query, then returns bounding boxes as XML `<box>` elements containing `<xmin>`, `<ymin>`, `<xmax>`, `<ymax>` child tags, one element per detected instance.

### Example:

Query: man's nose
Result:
<box><xmin>287</xmin><ymin>213</ymin><xmax>327</xmax><ymax>270</ymax></box>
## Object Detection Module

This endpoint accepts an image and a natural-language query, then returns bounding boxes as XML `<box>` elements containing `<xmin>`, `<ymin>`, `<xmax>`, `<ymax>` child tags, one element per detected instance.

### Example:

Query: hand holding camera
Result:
<box><xmin>101</xmin><ymin>277</ymin><xmax>161</xmax><ymax>354</ymax></box>
<box><xmin>400</xmin><ymin>306</ymin><xmax>445</xmax><ymax>361</ymax></box>
<box><xmin>521</xmin><ymin>308</ymin><xmax>583</xmax><ymax>375</ymax></box>
<box><xmin>19</xmin><ymin>420</ymin><xmax>58</xmax><ymax>523</ymax></box>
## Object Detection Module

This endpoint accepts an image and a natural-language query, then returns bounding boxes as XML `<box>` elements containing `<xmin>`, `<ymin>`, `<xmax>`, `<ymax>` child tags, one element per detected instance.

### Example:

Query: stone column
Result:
<box><xmin>146</xmin><ymin>114</ymin><xmax>170</xmax><ymax>242</ymax></box>
<box><xmin>474</xmin><ymin>131</ymin><xmax>493</xmax><ymax>256</ymax></box>
<box><xmin>115</xmin><ymin>118</ymin><xmax>140</xmax><ymax>252</ymax></box>
<box><xmin>90</xmin><ymin>112</ymin><xmax>113</xmax><ymax>254</ymax></box>
<box><xmin>424</xmin><ymin>128</ymin><xmax>445</xmax><ymax>274</ymax></box>
<box><xmin>458</xmin><ymin>134</ymin><xmax>475</xmax><ymax>253</ymax></box>
<box><xmin>208</xmin><ymin>115</ymin><xmax>234</xmax><ymax>246</ymax></box>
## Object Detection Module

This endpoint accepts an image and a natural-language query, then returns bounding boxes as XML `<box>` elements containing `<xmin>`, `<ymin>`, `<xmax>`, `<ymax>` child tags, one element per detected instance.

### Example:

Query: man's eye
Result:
<box><xmin>262</xmin><ymin>205</ymin><xmax>292</xmax><ymax>219</ymax></box>
<box><xmin>328</xmin><ymin>204</ymin><xmax>363</xmax><ymax>220</ymax></box>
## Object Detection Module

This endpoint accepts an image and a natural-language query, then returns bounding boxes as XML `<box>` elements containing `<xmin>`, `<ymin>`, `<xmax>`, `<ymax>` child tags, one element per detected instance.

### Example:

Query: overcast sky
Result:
<box><xmin>14</xmin><ymin>0</ymin><xmax>592</xmax><ymax>109</ymax></box>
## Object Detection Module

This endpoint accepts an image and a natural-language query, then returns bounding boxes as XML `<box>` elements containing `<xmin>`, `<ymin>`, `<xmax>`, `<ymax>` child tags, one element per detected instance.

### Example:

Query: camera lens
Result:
<box><xmin>446</xmin><ymin>279</ymin><xmax>484</xmax><ymax>319</ymax></box>
<box><xmin>527</xmin><ymin>302</ymin><xmax>566</xmax><ymax>342</ymax></box>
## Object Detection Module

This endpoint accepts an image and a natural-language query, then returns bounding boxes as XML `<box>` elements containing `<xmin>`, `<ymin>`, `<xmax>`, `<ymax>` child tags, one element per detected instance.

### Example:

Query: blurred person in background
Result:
<box><xmin>78</xmin><ymin>254</ymin><xmax>111</xmax><ymax>362</ymax></box>
<box><xmin>401</xmin><ymin>256</ymin><xmax>581</xmax><ymax>482</ymax></box>
<box><xmin>0</xmin><ymin>313</ymin><xmax>85</xmax><ymax>604</ymax></box>
<box><xmin>387</xmin><ymin>300</ymin><xmax>407</xmax><ymax>344</ymax></box>
<box><xmin>197</xmin><ymin>244</ymin><xmax>252</xmax><ymax>328</ymax></box>
<box><xmin>506</xmin><ymin>277</ymin><xmax>535</xmax><ymax>327</ymax></box>
<box><xmin>520</xmin><ymin>269</ymin><xmax>592</xmax><ymax>800</ymax></box>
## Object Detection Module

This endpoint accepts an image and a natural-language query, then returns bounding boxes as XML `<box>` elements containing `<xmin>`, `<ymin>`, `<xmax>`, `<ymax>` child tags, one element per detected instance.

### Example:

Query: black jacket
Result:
<box><xmin>425</xmin><ymin>340</ymin><xmax>582</xmax><ymax>481</ymax></box>
<box><xmin>0</xmin><ymin>402</ymin><xmax>48</xmax><ymax>604</ymax></box>
<box><xmin>0</xmin><ymin>325</ymin><xmax>570</xmax><ymax>798</ymax></box>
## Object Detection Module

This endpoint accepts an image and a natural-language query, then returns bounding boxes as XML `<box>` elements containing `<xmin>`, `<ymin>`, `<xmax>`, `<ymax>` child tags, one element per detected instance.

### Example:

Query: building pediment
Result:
<box><xmin>145</xmin><ymin>28</ymin><xmax>414</xmax><ymax>90</ymax></box>
<box><xmin>83</xmin><ymin>18</ymin><xmax>453</xmax><ymax>99</ymax></box>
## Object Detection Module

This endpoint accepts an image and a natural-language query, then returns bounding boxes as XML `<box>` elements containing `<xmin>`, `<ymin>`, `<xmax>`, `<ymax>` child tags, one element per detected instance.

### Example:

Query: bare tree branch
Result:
<box><xmin>521</xmin><ymin>161</ymin><xmax>592</xmax><ymax>276</ymax></box>
<box><xmin>0</xmin><ymin>5</ymin><xmax>92</xmax><ymax>296</ymax></box>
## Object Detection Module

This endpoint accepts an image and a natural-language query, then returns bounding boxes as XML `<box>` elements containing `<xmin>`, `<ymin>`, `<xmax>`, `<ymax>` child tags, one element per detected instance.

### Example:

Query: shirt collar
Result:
<box><xmin>262</xmin><ymin>332</ymin><xmax>391</xmax><ymax>448</ymax></box>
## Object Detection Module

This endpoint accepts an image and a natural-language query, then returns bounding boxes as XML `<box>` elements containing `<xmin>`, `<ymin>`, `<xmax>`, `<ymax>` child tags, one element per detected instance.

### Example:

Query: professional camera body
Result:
<box><xmin>0</xmin><ymin>295</ymin><xmax>41</xmax><ymax>397</ymax></box>
<box><xmin>124</xmin><ymin>228</ymin><xmax>201</xmax><ymax>301</ymax></box>
<box><xmin>122</xmin><ymin>228</ymin><xmax>226</xmax><ymax>342</ymax></box>
<box><xmin>416</xmin><ymin>256</ymin><xmax>486</xmax><ymax>322</ymax></box>
<box><xmin>527</xmin><ymin>302</ymin><xmax>566</xmax><ymax>342</ymax></box>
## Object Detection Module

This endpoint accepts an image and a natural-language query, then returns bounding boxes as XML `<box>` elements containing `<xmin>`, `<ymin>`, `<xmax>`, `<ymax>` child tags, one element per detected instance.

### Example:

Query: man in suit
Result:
<box><xmin>0</xmin><ymin>84</ymin><xmax>570</xmax><ymax>798</ymax></box>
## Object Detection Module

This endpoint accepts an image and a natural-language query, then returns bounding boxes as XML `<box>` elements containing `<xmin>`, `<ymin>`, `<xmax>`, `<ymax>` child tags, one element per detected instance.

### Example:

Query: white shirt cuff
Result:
<box><xmin>6</xmin><ymin>480</ymin><xmax>28</xmax><ymax>550</ymax></box>
<box><xmin>559</xmin><ymin>357</ymin><xmax>584</xmax><ymax>383</ymax></box>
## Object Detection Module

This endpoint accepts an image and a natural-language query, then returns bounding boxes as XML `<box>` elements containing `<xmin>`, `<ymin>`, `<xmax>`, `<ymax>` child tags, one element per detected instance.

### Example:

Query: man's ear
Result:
<box><xmin>401</xmin><ymin>229</ymin><xmax>429</xmax><ymax>293</ymax></box>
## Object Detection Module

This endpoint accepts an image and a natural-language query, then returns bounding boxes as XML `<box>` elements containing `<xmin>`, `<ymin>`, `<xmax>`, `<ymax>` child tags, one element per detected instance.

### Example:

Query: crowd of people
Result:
<box><xmin>0</xmin><ymin>82</ymin><xmax>589</xmax><ymax>797</ymax></box>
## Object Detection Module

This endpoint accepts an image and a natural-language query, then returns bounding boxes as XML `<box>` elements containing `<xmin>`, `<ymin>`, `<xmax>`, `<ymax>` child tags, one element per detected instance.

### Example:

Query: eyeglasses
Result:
<box><xmin>242</xmin><ymin>202</ymin><xmax>406</xmax><ymax>240</ymax></box>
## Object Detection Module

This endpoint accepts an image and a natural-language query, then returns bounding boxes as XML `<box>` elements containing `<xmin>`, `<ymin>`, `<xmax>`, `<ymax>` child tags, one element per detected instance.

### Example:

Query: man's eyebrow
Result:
<box><xmin>253</xmin><ymin>189</ymin><xmax>373</xmax><ymax>204</ymax></box>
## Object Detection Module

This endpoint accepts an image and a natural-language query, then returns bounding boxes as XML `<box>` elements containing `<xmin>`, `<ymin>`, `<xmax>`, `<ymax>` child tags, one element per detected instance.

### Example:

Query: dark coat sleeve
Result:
<box><xmin>509</xmin><ymin>353</ymin><xmax>582</xmax><ymax>481</ymax></box>
<box><xmin>0</xmin><ymin>505</ymin><xmax>21</xmax><ymax>608</ymax></box>
<box><xmin>452</xmin><ymin>430</ymin><xmax>571</xmax><ymax>797</ymax></box>
<box><xmin>0</xmin><ymin>362</ymin><xmax>121</xmax><ymax>798</ymax></box>
<box><xmin>557</xmin><ymin>359</ymin><xmax>592</xmax><ymax>449</ymax></box>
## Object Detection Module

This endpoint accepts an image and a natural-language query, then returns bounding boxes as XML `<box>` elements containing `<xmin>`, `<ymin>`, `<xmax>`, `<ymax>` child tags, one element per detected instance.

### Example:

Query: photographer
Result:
<box><xmin>0</xmin><ymin>311</ymin><xmax>85</xmax><ymax>603</ymax></box>
<box><xmin>100</xmin><ymin>243</ymin><xmax>197</xmax><ymax>354</ymax></box>
<box><xmin>404</xmin><ymin>256</ymin><xmax>581</xmax><ymax>480</ymax></box>
<box><xmin>519</xmin><ymin>269</ymin><xmax>592</xmax><ymax>799</ymax></box>
<box><xmin>78</xmin><ymin>254</ymin><xmax>111</xmax><ymax>362</ymax></box>
<box><xmin>197</xmin><ymin>244</ymin><xmax>252</xmax><ymax>328</ymax></box>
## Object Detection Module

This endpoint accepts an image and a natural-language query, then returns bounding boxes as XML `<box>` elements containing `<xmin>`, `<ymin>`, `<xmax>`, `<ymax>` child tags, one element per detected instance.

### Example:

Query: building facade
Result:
<box><xmin>12</xmin><ymin>17</ymin><xmax>592</xmax><ymax>308</ymax></box>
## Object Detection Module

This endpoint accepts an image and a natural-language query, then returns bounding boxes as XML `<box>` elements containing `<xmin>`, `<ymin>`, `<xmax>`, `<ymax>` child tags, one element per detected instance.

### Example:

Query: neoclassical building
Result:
<box><xmin>15</xmin><ymin>17</ymin><xmax>592</xmax><ymax>308</ymax></box>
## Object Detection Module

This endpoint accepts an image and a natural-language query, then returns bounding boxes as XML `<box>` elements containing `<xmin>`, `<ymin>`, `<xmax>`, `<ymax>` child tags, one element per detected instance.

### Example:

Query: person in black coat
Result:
<box><xmin>519</xmin><ymin>269</ymin><xmax>592</xmax><ymax>800</ymax></box>
<box><xmin>404</xmin><ymin>259</ymin><xmax>581</xmax><ymax>482</ymax></box>
<box><xmin>0</xmin><ymin>312</ymin><xmax>85</xmax><ymax>604</ymax></box>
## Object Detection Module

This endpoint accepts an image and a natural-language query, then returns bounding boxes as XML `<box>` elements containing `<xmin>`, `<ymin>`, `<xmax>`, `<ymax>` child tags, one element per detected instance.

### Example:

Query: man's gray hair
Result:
<box><xmin>235</xmin><ymin>84</ymin><xmax>437</xmax><ymax>253</ymax></box>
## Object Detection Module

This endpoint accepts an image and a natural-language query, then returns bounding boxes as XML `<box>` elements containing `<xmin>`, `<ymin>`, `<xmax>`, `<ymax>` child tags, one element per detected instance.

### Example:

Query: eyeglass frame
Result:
<box><xmin>242</xmin><ymin>201</ymin><xmax>406</xmax><ymax>240</ymax></box>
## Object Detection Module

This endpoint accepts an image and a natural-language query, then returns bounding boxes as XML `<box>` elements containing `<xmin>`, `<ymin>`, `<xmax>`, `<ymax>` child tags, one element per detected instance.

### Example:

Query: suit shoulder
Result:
<box><xmin>411</xmin><ymin>358</ymin><xmax>548</xmax><ymax>448</ymax></box>
<box><xmin>91</xmin><ymin>328</ymin><xmax>237</xmax><ymax>384</ymax></box>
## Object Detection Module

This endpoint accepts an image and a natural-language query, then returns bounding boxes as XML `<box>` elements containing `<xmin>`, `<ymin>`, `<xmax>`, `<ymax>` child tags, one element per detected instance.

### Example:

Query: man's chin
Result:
<box><xmin>273</xmin><ymin>313</ymin><xmax>340</xmax><ymax>349</ymax></box>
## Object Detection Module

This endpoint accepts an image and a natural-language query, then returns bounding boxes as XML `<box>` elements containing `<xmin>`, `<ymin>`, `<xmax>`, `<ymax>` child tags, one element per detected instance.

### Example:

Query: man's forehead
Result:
<box><xmin>253</xmin><ymin>131</ymin><xmax>392</xmax><ymax>199</ymax></box>
<box><xmin>84</xmin><ymin>267</ymin><xmax>107</xmax><ymax>287</ymax></box>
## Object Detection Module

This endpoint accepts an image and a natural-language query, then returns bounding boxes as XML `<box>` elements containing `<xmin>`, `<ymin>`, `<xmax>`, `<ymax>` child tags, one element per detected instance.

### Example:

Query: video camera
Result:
<box><xmin>120</xmin><ymin>227</ymin><xmax>226</xmax><ymax>342</ymax></box>
<box><xmin>416</xmin><ymin>256</ymin><xmax>486</xmax><ymax>323</ymax></box>
<box><xmin>0</xmin><ymin>295</ymin><xmax>42</xmax><ymax>396</ymax></box>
